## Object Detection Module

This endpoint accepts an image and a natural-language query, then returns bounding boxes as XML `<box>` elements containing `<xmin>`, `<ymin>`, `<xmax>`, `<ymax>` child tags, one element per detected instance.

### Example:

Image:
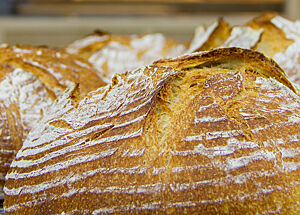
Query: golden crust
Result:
<box><xmin>0</xmin><ymin>44</ymin><xmax>106</xmax><ymax>194</ymax></box>
<box><xmin>4</xmin><ymin>48</ymin><xmax>300</xmax><ymax>214</ymax></box>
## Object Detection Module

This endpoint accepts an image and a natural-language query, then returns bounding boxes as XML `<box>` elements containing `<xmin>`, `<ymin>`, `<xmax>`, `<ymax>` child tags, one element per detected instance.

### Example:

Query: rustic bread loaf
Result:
<box><xmin>189</xmin><ymin>13</ymin><xmax>300</xmax><ymax>86</ymax></box>
<box><xmin>65</xmin><ymin>31</ymin><xmax>187</xmax><ymax>81</ymax></box>
<box><xmin>0</xmin><ymin>44</ymin><xmax>106</xmax><ymax>197</ymax></box>
<box><xmin>4</xmin><ymin>48</ymin><xmax>300</xmax><ymax>214</ymax></box>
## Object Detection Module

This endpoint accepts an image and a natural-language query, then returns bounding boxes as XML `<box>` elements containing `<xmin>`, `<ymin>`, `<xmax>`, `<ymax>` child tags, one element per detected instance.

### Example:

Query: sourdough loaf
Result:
<box><xmin>4</xmin><ymin>48</ymin><xmax>300</xmax><ymax>214</ymax></box>
<box><xmin>66</xmin><ymin>31</ymin><xmax>187</xmax><ymax>81</ymax></box>
<box><xmin>189</xmin><ymin>13</ymin><xmax>300</xmax><ymax>86</ymax></box>
<box><xmin>0</xmin><ymin>44</ymin><xmax>106</xmax><ymax>196</ymax></box>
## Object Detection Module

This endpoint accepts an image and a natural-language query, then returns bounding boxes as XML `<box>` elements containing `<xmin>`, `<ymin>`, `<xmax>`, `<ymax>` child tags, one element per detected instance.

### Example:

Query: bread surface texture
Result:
<box><xmin>0</xmin><ymin>44</ymin><xmax>106</xmax><ymax>195</ymax></box>
<box><xmin>4</xmin><ymin>48</ymin><xmax>300</xmax><ymax>214</ymax></box>
<box><xmin>65</xmin><ymin>31</ymin><xmax>187</xmax><ymax>81</ymax></box>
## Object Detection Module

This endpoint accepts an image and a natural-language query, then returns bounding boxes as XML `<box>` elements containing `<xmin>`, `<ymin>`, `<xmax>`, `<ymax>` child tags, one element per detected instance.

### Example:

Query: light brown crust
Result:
<box><xmin>0</xmin><ymin>44</ymin><xmax>106</xmax><ymax>194</ymax></box>
<box><xmin>4</xmin><ymin>48</ymin><xmax>300</xmax><ymax>214</ymax></box>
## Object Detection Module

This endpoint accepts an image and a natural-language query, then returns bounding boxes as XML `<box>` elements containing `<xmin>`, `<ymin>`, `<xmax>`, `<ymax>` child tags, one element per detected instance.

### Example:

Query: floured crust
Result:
<box><xmin>0</xmin><ymin>45</ymin><xmax>106</xmax><ymax>195</ymax></box>
<box><xmin>65</xmin><ymin>31</ymin><xmax>187</xmax><ymax>81</ymax></box>
<box><xmin>4</xmin><ymin>48</ymin><xmax>299</xmax><ymax>214</ymax></box>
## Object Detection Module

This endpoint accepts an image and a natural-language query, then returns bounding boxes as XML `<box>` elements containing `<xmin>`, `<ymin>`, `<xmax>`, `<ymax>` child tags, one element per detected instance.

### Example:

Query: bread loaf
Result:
<box><xmin>4</xmin><ymin>47</ymin><xmax>299</xmax><ymax>214</ymax></box>
<box><xmin>189</xmin><ymin>13</ymin><xmax>300</xmax><ymax>86</ymax></box>
<box><xmin>0</xmin><ymin>44</ymin><xmax>106</xmax><ymax>196</ymax></box>
<box><xmin>66</xmin><ymin>31</ymin><xmax>187</xmax><ymax>81</ymax></box>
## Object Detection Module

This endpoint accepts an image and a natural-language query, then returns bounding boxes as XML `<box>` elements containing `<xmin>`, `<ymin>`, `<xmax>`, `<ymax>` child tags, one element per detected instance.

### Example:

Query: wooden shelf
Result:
<box><xmin>0</xmin><ymin>13</ymin><xmax>259</xmax><ymax>46</ymax></box>
<box><xmin>16</xmin><ymin>0</ymin><xmax>284</xmax><ymax>16</ymax></box>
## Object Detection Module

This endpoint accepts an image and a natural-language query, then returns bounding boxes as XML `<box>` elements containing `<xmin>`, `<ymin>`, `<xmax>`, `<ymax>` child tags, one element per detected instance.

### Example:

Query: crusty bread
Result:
<box><xmin>4</xmin><ymin>48</ymin><xmax>299</xmax><ymax>214</ymax></box>
<box><xmin>0</xmin><ymin>44</ymin><xmax>106</xmax><ymax>196</ymax></box>
<box><xmin>189</xmin><ymin>13</ymin><xmax>300</xmax><ymax>86</ymax></box>
<box><xmin>65</xmin><ymin>31</ymin><xmax>187</xmax><ymax>81</ymax></box>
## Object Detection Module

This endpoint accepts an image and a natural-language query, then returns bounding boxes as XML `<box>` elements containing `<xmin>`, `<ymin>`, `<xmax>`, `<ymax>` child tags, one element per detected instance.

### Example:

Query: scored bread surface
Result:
<box><xmin>4</xmin><ymin>48</ymin><xmax>300</xmax><ymax>214</ymax></box>
<box><xmin>0</xmin><ymin>44</ymin><xmax>106</xmax><ymax>196</ymax></box>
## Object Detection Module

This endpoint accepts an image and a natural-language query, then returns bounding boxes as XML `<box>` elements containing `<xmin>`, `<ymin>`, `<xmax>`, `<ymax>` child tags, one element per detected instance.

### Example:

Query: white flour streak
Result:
<box><xmin>282</xmin><ymin>161</ymin><xmax>300</xmax><ymax>173</ymax></box>
<box><xmin>113</xmin><ymin>113</ymin><xmax>148</xmax><ymax>129</ymax></box>
<box><xmin>12</xmin><ymin>47</ymin><xmax>32</xmax><ymax>53</ymax></box>
<box><xmin>121</xmin><ymin>148</ymin><xmax>145</xmax><ymax>158</ymax></box>
<box><xmin>239</xmin><ymin>112</ymin><xmax>264</xmax><ymax>119</ymax></box>
<box><xmin>221</xmin><ymin>27</ymin><xmax>263</xmax><ymax>49</ymax></box>
<box><xmin>5</xmin><ymin>167</ymin><xmax>154</xmax><ymax>197</ymax></box>
<box><xmin>225</xmin><ymin>150</ymin><xmax>276</xmax><ymax>171</ymax></box>
<box><xmin>12</xmin><ymin>128</ymin><xmax>142</xmax><ymax>170</ymax></box>
<box><xmin>206</xmin><ymin>130</ymin><xmax>243</xmax><ymax>140</ymax></box>
<box><xmin>119</xmin><ymin>96</ymin><xmax>153</xmax><ymax>116</ymax></box>
<box><xmin>4</xmin><ymin>166</ymin><xmax>107</xmax><ymax>197</ymax></box>
<box><xmin>66</xmin><ymin>35</ymin><xmax>110</xmax><ymax>54</ymax></box>
<box><xmin>18</xmin><ymin>123</ymin><xmax>113</xmax><ymax>158</ymax></box>
<box><xmin>152</xmin><ymin>167</ymin><xmax>166</xmax><ymax>175</ymax></box>
<box><xmin>7</xmin><ymin>148</ymin><xmax>117</xmax><ymax>180</ymax></box>
<box><xmin>194</xmin><ymin>116</ymin><xmax>228</xmax><ymax>123</ymax></box>
<box><xmin>0</xmin><ymin>149</ymin><xmax>16</xmax><ymax>155</ymax></box>
<box><xmin>251</xmin><ymin>120</ymin><xmax>296</xmax><ymax>134</ymax></box>
<box><xmin>182</xmin><ymin>134</ymin><xmax>205</xmax><ymax>142</ymax></box>
<box><xmin>92</xmin><ymin>202</ymin><xmax>162</xmax><ymax>214</ymax></box>
<box><xmin>197</xmin><ymin>100</ymin><xmax>218</xmax><ymax>112</ymax></box>
<box><xmin>279</xmin><ymin>147</ymin><xmax>300</xmax><ymax>159</ymax></box>
<box><xmin>175</xmin><ymin>138</ymin><xmax>258</xmax><ymax>158</ymax></box>
<box><xmin>187</xmin><ymin>21</ymin><xmax>218</xmax><ymax>53</ymax></box>
<box><xmin>74</xmin><ymin>60</ymin><xmax>90</xmax><ymax>69</ymax></box>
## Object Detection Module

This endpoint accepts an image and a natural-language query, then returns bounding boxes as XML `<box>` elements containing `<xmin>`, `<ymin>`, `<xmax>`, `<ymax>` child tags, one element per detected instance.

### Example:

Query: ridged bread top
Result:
<box><xmin>65</xmin><ymin>31</ymin><xmax>187</xmax><ymax>81</ymax></box>
<box><xmin>0</xmin><ymin>44</ymin><xmax>106</xmax><ymax>196</ymax></box>
<box><xmin>4</xmin><ymin>48</ymin><xmax>300</xmax><ymax>214</ymax></box>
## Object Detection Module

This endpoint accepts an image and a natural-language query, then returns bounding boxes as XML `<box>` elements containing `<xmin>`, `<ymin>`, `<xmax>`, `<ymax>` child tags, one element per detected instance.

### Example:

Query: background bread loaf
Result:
<box><xmin>189</xmin><ymin>13</ymin><xmax>300</xmax><ymax>87</ymax></box>
<box><xmin>4</xmin><ymin>48</ymin><xmax>299</xmax><ymax>214</ymax></box>
<box><xmin>65</xmin><ymin>31</ymin><xmax>187</xmax><ymax>81</ymax></box>
<box><xmin>0</xmin><ymin>44</ymin><xmax>106</xmax><ymax>196</ymax></box>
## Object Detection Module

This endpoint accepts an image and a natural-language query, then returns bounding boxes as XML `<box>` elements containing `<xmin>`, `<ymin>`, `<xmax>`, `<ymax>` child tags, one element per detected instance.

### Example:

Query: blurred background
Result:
<box><xmin>0</xmin><ymin>0</ymin><xmax>299</xmax><ymax>47</ymax></box>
